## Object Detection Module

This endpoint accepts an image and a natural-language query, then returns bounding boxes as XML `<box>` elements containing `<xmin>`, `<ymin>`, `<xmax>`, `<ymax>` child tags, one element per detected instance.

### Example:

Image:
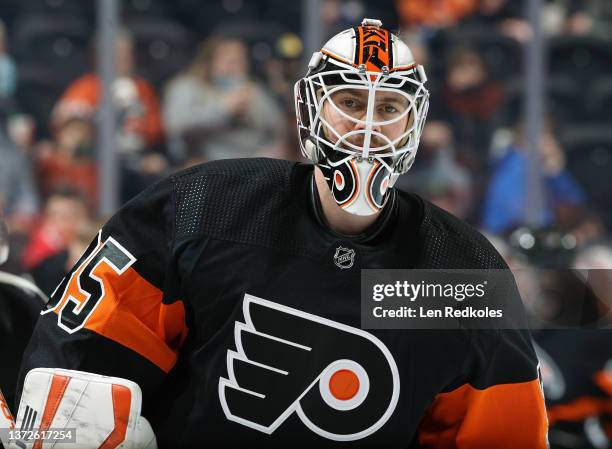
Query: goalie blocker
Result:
<box><xmin>6</xmin><ymin>369</ymin><xmax>156</xmax><ymax>449</ymax></box>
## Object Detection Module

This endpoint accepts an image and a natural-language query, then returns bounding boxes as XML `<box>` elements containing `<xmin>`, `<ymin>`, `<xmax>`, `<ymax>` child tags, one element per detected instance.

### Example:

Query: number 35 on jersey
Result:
<box><xmin>43</xmin><ymin>231</ymin><xmax>136</xmax><ymax>334</ymax></box>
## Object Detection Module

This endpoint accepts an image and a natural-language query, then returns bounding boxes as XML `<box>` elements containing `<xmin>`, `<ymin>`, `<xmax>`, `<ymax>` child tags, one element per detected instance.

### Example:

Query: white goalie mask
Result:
<box><xmin>295</xmin><ymin>18</ymin><xmax>429</xmax><ymax>216</ymax></box>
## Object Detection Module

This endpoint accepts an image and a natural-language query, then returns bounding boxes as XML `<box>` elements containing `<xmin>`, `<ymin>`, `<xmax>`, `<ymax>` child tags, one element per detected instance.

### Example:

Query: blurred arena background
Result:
<box><xmin>0</xmin><ymin>1</ymin><xmax>610</xmax><ymax>448</ymax></box>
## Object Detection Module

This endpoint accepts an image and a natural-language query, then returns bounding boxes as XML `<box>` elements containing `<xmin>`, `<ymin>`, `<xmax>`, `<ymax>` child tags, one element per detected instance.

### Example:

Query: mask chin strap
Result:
<box><xmin>304</xmin><ymin>138</ymin><xmax>320</xmax><ymax>163</ymax></box>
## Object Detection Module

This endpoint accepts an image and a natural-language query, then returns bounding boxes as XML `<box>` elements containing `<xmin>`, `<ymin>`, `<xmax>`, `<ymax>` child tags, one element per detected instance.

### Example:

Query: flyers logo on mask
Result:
<box><xmin>219</xmin><ymin>294</ymin><xmax>400</xmax><ymax>441</ymax></box>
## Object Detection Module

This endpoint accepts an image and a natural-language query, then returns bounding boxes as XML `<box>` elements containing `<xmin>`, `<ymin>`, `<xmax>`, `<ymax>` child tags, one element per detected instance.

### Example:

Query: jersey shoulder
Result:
<box><xmin>170</xmin><ymin>158</ymin><xmax>307</xmax><ymax>250</ymax></box>
<box><xmin>172</xmin><ymin>157</ymin><xmax>296</xmax><ymax>181</ymax></box>
<box><xmin>411</xmin><ymin>195</ymin><xmax>507</xmax><ymax>269</ymax></box>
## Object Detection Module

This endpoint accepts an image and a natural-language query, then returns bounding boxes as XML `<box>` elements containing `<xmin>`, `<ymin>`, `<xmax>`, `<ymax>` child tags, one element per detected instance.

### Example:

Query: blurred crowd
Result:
<box><xmin>0</xmin><ymin>1</ymin><xmax>611</xmax><ymax>446</ymax></box>
<box><xmin>0</xmin><ymin>0</ymin><xmax>611</xmax><ymax>276</ymax></box>
<box><xmin>0</xmin><ymin>0</ymin><xmax>610</xmax><ymax>277</ymax></box>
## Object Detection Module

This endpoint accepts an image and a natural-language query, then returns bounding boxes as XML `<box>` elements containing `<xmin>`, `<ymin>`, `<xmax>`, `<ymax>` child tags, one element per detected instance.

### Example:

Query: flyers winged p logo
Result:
<box><xmin>218</xmin><ymin>294</ymin><xmax>400</xmax><ymax>441</ymax></box>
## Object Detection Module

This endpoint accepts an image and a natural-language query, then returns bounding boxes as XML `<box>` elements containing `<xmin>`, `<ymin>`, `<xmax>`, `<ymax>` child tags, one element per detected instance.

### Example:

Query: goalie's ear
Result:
<box><xmin>10</xmin><ymin>368</ymin><xmax>157</xmax><ymax>449</ymax></box>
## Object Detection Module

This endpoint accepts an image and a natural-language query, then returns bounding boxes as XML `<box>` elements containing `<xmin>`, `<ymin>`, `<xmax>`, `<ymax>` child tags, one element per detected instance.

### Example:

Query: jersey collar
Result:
<box><xmin>308</xmin><ymin>171</ymin><xmax>398</xmax><ymax>244</ymax></box>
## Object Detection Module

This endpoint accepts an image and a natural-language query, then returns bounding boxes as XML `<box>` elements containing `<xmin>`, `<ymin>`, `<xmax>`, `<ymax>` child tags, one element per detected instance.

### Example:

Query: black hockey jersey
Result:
<box><xmin>18</xmin><ymin>158</ymin><xmax>548</xmax><ymax>448</ymax></box>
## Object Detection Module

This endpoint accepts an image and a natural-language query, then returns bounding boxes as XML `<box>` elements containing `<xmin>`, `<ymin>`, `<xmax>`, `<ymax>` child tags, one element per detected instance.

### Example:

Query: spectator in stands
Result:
<box><xmin>34</xmin><ymin>116</ymin><xmax>98</xmax><ymax>212</ymax></box>
<box><xmin>0</xmin><ymin>19</ymin><xmax>17</xmax><ymax>100</ymax></box>
<box><xmin>263</xmin><ymin>33</ymin><xmax>303</xmax><ymax>114</ymax></box>
<box><xmin>21</xmin><ymin>188</ymin><xmax>88</xmax><ymax>272</ymax></box>
<box><xmin>0</xmin><ymin>126</ymin><xmax>39</xmax><ymax>234</ymax></box>
<box><xmin>163</xmin><ymin>36</ymin><xmax>286</xmax><ymax>165</ymax></box>
<box><xmin>562</xmin><ymin>0</ymin><xmax>612</xmax><ymax>37</ymax></box>
<box><xmin>6</xmin><ymin>114</ymin><xmax>36</xmax><ymax>154</ymax></box>
<box><xmin>569</xmin><ymin>211</ymin><xmax>607</xmax><ymax>249</ymax></box>
<box><xmin>396</xmin><ymin>0</ymin><xmax>479</xmax><ymax>29</ymax></box>
<box><xmin>261</xmin><ymin>32</ymin><xmax>305</xmax><ymax>161</ymax></box>
<box><xmin>31</xmin><ymin>218</ymin><xmax>101</xmax><ymax>297</ymax></box>
<box><xmin>46</xmin><ymin>29</ymin><xmax>169</xmax><ymax>208</ymax></box>
<box><xmin>481</xmin><ymin>120</ymin><xmax>587</xmax><ymax>234</ymax></box>
<box><xmin>0</xmin><ymin>126</ymin><xmax>39</xmax><ymax>274</ymax></box>
<box><xmin>320</xmin><ymin>0</ymin><xmax>365</xmax><ymax>36</ymax></box>
<box><xmin>439</xmin><ymin>46</ymin><xmax>505</xmax><ymax>164</ymax></box>
<box><xmin>51</xmin><ymin>29</ymin><xmax>164</xmax><ymax>156</ymax></box>
<box><xmin>463</xmin><ymin>0</ymin><xmax>532</xmax><ymax>42</ymax></box>
<box><xmin>396</xmin><ymin>0</ymin><xmax>531</xmax><ymax>42</ymax></box>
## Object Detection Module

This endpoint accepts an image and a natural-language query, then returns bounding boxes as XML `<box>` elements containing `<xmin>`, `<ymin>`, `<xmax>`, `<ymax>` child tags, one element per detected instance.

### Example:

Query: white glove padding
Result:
<box><xmin>9</xmin><ymin>368</ymin><xmax>157</xmax><ymax>449</ymax></box>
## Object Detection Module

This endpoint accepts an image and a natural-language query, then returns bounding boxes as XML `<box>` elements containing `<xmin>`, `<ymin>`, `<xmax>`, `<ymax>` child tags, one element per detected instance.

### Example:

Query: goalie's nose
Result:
<box><xmin>352</xmin><ymin>111</ymin><xmax>383</xmax><ymax>136</ymax></box>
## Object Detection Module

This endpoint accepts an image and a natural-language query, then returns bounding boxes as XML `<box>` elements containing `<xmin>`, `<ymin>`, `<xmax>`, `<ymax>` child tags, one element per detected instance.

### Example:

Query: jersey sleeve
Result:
<box><xmin>416</xmin><ymin>328</ymin><xmax>549</xmax><ymax>448</ymax></box>
<box><xmin>17</xmin><ymin>176</ymin><xmax>188</xmax><ymax>405</ymax></box>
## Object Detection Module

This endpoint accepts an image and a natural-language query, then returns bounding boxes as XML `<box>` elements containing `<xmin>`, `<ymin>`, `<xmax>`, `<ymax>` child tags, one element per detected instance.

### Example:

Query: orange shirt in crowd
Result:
<box><xmin>53</xmin><ymin>74</ymin><xmax>164</xmax><ymax>147</ymax></box>
<box><xmin>36</xmin><ymin>154</ymin><xmax>98</xmax><ymax>212</ymax></box>
<box><xmin>397</xmin><ymin>0</ymin><xmax>479</xmax><ymax>27</ymax></box>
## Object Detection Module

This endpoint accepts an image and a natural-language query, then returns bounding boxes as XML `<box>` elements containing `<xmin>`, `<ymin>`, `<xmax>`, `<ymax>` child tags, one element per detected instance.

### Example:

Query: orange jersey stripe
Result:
<box><xmin>50</xmin><ymin>259</ymin><xmax>188</xmax><ymax>373</ymax></box>
<box><xmin>418</xmin><ymin>379</ymin><xmax>548</xmax><ymax>449</ymax></box>
<box><xmin>85</xmin><ymin>264</ymin><xmax>187</xmax><ymax>373</ymax></box>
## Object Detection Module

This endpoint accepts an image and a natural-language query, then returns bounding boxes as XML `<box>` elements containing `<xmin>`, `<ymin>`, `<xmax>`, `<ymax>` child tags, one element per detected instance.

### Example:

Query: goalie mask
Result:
<box><xmin>295</xmin><ymin>18</ymin><xmax>429</xmax><ymax>216</ymax></box>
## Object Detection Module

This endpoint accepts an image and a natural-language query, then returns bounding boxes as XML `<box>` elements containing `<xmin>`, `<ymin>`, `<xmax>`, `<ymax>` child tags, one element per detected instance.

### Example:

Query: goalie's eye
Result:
<box><xmin>337</xmin><ymin>96</ymin><xmax>365</xmax><ymax>112</ymax></box>
<box><xmin>329</xmin><ymin>89</ymin><xmax>368</xmax><ymax>115</ymax></box>
<box><xmin>374</xmin><ymin>92</ymin><xmax>410</xmax><ymax>120</ymax></box>
<box><xmin>381</xmin><ymin>104</ymin><xmax>398</xmax><ymax>114</ymax></box>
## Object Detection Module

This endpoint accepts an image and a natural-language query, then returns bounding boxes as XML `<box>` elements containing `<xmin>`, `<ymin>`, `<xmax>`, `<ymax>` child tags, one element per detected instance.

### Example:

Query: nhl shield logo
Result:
<box><xmin>334</xmin><ymin>246</ymin><xmax>355</xmax><ymax>269</ymax></box>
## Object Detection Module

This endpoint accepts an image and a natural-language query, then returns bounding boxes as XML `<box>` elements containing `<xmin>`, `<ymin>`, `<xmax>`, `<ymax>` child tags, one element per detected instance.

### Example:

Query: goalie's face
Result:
<box><xmin>320</xmin><ymin>87</ymin><xmax>415</xmax><ymax>157</ymax></box>
<box><xmin>321</xmin><ymin>88</ymin><xmax>413</xmax><ymax>152</ymax></box>
<box><xmin>312</xmin><ymin>84</ymin><xmax>418</xmax><ymax>216</ymax></box>
<box><xmin>294</xmin><ymin>20</ymin><xmax>430</xmax><ymax>218</ymax></box>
